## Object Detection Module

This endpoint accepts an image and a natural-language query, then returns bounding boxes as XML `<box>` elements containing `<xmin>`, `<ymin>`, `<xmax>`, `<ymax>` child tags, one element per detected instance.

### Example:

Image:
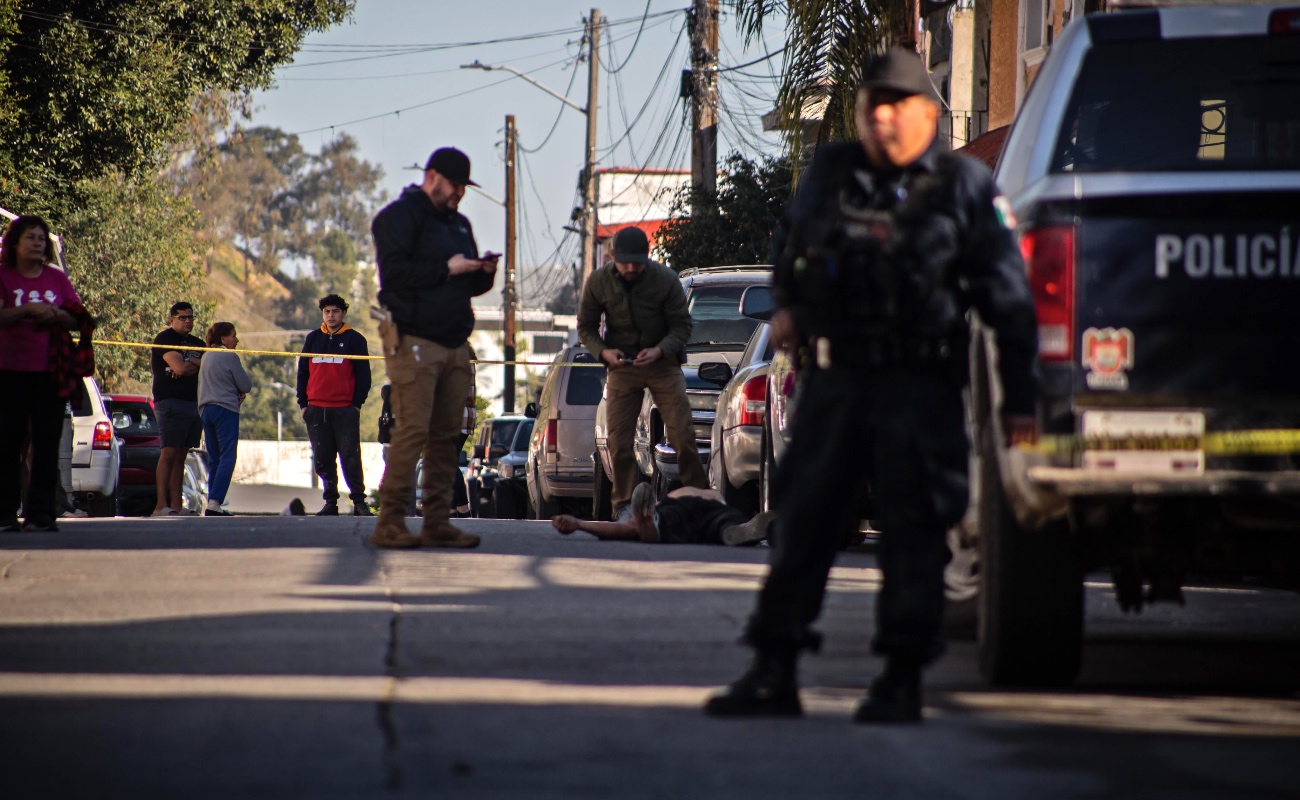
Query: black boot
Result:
<box><xmin>703</xmin><ymin>649</ymin><xmax>802</xmax><ymax>718</ymax></box>
<box><xmin>853</xmin><ymin>657</ymin><xmax>922</xmax><ymax>723</ymax></box>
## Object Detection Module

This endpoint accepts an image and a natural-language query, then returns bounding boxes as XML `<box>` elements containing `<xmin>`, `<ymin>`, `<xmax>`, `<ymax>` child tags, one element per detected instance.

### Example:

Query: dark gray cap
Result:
<box><xmin>859</xmin><ymin>48</ymin><xmax>937</xmax><ymax>100</ymax></box>
<box><xmin>611</xmin><ymin>226</ymin><xmax>650</xmax><ymax>264</ymax></box>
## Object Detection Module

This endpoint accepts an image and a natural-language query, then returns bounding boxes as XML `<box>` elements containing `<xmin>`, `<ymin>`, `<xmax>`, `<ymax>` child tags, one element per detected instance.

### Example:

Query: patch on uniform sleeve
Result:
<box><xmin>992</xmin><ymin>195</ymin><xmax>1018</xmax><ymax>230</ymax></box>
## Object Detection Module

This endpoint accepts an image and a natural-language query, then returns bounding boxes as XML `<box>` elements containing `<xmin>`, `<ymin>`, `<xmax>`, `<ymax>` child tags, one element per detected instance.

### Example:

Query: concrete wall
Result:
<box><xmin>231</xmin><ymin>441</ymin><xmax>387</xmax><ymax>490</ymax></box>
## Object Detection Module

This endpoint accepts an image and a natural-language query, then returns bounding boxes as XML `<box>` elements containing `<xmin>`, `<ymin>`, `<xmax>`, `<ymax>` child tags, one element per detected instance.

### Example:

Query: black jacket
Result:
<box><xmin>772</xmin><ymin>140</ymin><xmax>1039</xmax><ymax>414</ymax></box>
<box><xmin>371</xmin><ymin>185</ymin><xmax>496</xmax><ymax>347</ymax></box>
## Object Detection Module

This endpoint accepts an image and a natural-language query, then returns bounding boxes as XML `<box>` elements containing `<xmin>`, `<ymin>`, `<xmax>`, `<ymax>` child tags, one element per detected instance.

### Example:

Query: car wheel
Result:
<box><xmin>531</xmin><ymin>468</ymin><xmax>559</xmax><ymax>520</ymax></box>
<box><xmin>976</xmin><ymin>415</ymin><xmax>1084</xmax><ymax>687</ymax></box>
<box><xmin>717</xmin><ymin>442</ymin><xmax>758</xmax><ymax>517</ymax></box>
<box><xmin>87</xmin><ymin>490</ymin><xmax>119</xmax><ymax>518</ymax></box>
<box><xmin>592</xmin><ymin>458</ymin><xmax>613</xmax><ymax>522</ymax></box>
<box><xmin>493</xmin><ymin>481</ymin><xmax>524</xmax><ymax>520</ymax></box>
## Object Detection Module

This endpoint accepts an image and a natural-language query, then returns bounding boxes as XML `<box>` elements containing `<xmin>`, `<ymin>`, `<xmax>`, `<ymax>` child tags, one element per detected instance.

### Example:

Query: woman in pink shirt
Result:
<box><xmin>0</xmin><ymin>216</ymin><xmax>81</xmax><ymax>532</ymax></box>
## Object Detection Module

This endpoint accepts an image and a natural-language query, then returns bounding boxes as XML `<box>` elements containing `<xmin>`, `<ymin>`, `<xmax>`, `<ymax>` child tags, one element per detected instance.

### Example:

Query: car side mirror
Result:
<box><xmin>739</xmin><ymin>285</ymin><xmax>774</xmax><ymax>321</ymax></box>
<box><xmin>524</xmin><ymin>402</ymin><xmax>538</xmax><ymax>418</ymax></box>
<box><xmin>473</xmin><ymin>444</ymin><xmax>486</xmax><ymax>460</ymax></box>
<box><xmin>697</xmin><ymin>361</ymin><xmax>733</xmax><ymax>387</ymax></box>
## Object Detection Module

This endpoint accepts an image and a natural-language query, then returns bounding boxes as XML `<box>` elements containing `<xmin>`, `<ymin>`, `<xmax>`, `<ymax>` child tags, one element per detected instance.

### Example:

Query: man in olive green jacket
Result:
<box><xmin>579</xmin><ymin>227</ymin><xmax>708</xmax><ymax>520</ymax></box>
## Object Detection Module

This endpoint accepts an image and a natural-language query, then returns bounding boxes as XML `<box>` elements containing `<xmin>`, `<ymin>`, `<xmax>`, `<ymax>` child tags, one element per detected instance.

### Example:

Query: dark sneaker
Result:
<box><xmin>722</xmin><ymin>511</ymin><xmax>775</xmax><ymax>546</ymax></box>
<box><xmin>316</xmin><ymin>503</ymin><xmax>340</xmax><ymax>516</ymax></box>
<box><xmin>1</xmin><ymin>517</ymin><xmax>21</xmax><ymax>532</ymax></box>
<box><xmin>420</xmin><ymin>522</ymin><xmax>481</xmax><ymax>549</ymax></box>
<box><xmin>22</xmin><ymin>520</ymin><xmax>59</xmax><ymax>533</ymax></box>
<box><xmin>853</xmin><ymin>661</ymin><xmax>922</xmax><ymax>724</ymax></box>
<box><xmin>703</xmin><ymin>650</ymin><xmax>802</xmax><ymax>718</ymax></box>
<box><xmin>353</xmin><ymin>504</ymin><xmax>374</xmax><ymax>517</ymax></box>
<box><xmin>369</xmin><ymin>523</ymin><xmax>421</xmax><ymax>549</ymax></box>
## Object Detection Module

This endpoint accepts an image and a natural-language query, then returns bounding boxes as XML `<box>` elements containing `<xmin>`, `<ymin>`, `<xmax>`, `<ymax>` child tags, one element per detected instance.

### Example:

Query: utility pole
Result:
<box><xmin>580</xmin><ymin>8</ymin><xmax>600</xmax><ymax>288</ymax></box>
<box><xmin>689</xmin><ymin>0</ymin><xmax>719</xmax><ymax>196</ymax></box>
<box><xmin>503</xmin><ymin>114</ymin><xmax>518</xmax><ymax>414</ymax></box>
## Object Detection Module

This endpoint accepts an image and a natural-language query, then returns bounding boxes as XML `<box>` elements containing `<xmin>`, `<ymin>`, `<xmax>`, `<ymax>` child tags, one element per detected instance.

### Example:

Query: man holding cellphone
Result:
<box><xmin>369</xmin><ymin>147</ymin><xmax>497</xmax><ymax>549</ymax></box>
<box><xmin>577</xmin><ymin>226</ymin><xmax>706</xmax><ymax>522</ymax></box>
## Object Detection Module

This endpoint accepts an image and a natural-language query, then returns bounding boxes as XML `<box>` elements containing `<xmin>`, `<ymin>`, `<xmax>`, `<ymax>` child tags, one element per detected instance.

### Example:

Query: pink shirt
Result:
<box><xmin>0</xmin><ymin>265</ymin><xmax>82</xmax><ymax>372</ymax></box>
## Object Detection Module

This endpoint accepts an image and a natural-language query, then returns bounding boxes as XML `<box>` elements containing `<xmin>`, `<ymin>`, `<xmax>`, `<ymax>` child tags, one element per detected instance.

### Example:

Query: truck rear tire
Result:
<box><xmin>976</xmin><ymin>420</ymin><xmax>1084</xmax><ymax>687</ymax></box>
<box><xmin>592</xmin><ymin>459</ymin><xmax>613</xmax><ymax>522</ymax></box>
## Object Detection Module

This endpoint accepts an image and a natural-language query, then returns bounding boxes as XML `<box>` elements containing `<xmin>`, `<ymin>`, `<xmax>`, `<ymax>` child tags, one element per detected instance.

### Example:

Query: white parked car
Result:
<box><xmin>71</xmin><ymin>376</ymin><xmax>121</xmax><ymax>517</ymax></box>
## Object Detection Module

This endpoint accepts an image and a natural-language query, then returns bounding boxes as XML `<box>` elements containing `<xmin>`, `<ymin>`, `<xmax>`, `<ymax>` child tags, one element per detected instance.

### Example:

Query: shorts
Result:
<box><xmin>654</xmin><ymin>495</ymin><xmax>749</xmax><ymax>545</ymax></box>
<box><xmin>155</xmin><ymin>399</ymin><xmax>202</xmax><ymax>449</ymax></box>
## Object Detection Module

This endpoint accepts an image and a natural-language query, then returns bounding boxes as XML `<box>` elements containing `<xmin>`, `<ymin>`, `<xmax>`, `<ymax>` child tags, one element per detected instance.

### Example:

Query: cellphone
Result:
<box><xmin>619</xmin><ymin>357</ymin><xmax>634</xmax><ymax>364</ymax></box>
<box><xmin>481</xmin><ymin>251</ymin><xmax>501</xmax><ymax>261</ymax></box>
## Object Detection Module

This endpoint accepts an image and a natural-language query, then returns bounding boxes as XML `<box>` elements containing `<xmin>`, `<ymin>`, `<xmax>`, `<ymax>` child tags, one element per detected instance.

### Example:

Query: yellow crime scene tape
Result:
<box><xmin>1024</xmin><ymin>430</ymin><xmax>1300</xmax><ymax>456</ymax></box>
<box><xmin>90</xmin><ymin>339</ymin><xmax>604</xmax><ymax>367</ymax></box>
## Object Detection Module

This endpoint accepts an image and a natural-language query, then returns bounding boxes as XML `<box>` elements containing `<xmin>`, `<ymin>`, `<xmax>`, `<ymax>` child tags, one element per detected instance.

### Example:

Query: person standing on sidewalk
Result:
<box><xmin>197</xmin><ymin>322</ymin><xmax>251</xmax><ymax>516</ymax></box>
<box><xmin>368</xmin><ymin>147</ymin><xmax>497</xmax><ymax>548</ymax></box>
<box><xmin>150</xmin><ymin>302</ymin><xmax>205</xmax><ymax>517</ymax></box>
<box><xmin>577</xmin><ymin>226</ymin><xmax>706</xmax><ymax>521</ymax></box>
<box><xmin>0</xmin><ymin>216</ymin><xmax>83</xmax><ymax>532</ymax></box>
<box><xmin>296</xmin><ymin>294</ymin><xmax>372</xmax><ymax>516</ymax></box>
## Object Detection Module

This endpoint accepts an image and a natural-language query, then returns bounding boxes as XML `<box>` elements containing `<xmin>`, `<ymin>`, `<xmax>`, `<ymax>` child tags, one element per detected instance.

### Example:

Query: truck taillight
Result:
<box><xmin>93</xmin><ymin>421</ymin><xmax>113</xmax><ymax>450</ymax></box>
<box><xmin>739</xmin><ymin>376</ymin><xmax>767</xmax><ymax>427</ymax></box>
<box><xmin>545</xmin><ymin>419</ymin><xmax>558</xmax><ymax>454</ymax></box>
<box><xmin>1021</xmin><ymin>224</ymin><xmax>1075</xmax><ymax>362</ymax></box>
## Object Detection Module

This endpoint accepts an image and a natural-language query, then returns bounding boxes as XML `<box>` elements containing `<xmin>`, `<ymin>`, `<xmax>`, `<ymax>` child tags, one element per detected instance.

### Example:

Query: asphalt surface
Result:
<box><xmin>2</xmin><ymin>516</ymin><xmax>1298</xmax><ymax>799</ymax></box>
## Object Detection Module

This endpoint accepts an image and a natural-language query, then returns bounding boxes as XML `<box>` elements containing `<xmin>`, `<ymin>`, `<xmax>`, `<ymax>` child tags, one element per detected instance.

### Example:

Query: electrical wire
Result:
<box><xmin>601</xmin><ymin>0</ymin><xmax>652</xmax><ymax>74</ymax></box>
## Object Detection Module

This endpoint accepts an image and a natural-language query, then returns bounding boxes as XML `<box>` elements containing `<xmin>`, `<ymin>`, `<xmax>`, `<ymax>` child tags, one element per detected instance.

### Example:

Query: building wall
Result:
<box><xmin>989</xmin><ymin>0</ymin><xmax>1021</xmax><ymax>129</ymax></box>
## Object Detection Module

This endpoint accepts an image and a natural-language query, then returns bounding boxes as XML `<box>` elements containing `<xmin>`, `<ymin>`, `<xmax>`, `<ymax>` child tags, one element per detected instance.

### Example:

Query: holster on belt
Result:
<box><xmin>371</xmin><ymin>306</ymin><xmax>400</xmax><ymax>356</ymax></box>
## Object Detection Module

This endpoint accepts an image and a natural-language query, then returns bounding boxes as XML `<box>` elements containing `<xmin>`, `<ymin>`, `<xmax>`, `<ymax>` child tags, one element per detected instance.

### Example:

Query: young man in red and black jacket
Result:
<box><xmin>296</xmin><ymin>294</ymin><xmax>373</xmax><ymax>516</ymax></box>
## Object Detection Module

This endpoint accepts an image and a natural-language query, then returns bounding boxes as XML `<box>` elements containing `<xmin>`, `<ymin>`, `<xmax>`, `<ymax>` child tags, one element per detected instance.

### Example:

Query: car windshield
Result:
<box><xmin>565</xmin><ymin>352</ymin><xmax>606</xmax><ymax>406</ymax></box>
<box><xmin>107</xmin><ymin>403</ymin><xmax>158</xmax><ymax>434</ymax></box>
<box><xmin>512</xmin><ymin>419</ymin><xmax>534</xmax><ymax>452</ymax></box>
<box><xmin>491</xmin><ymin>420</ymin><xmax>520</xmax><ymax>451</ymax></box>
<box><xmin>108</xmin><ymin>401</ymin><xmax>157</xmax><ymax>435</ymax></box>
<box><xmin>1052</xmin><ymin>37</ymin><xmax>1300</xmax><ymax>173</ymax></box>
<box><xmin>685</xmin><ymin>285</ymin><xmax>762</xmax><ymax>350</ymax></box>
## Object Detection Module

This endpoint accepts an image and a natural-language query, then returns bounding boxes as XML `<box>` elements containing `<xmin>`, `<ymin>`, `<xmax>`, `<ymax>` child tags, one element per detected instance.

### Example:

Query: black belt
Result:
<box><xmin>810</xmin><ymin>335</ymin><xmax>955</xmax><ymax>370</ymax></box>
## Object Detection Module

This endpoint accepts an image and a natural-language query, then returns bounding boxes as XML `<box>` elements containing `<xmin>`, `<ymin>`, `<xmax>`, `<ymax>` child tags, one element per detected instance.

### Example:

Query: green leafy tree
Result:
<box><xmin>0</xmin><ymin>0</ymin><xmax>352</xmax><ymax>201</ymax></box>
<box><xmin>727</xmin><ymin>0</ymin><xmax>908</xmax><ymax>155</ymax></box>
<box><xmin>657</xmin><ymin>153</ymin><xmax>792</xmax><ymax>272</ymax></box>
<box><xmin>55</xmin><ymin>171</ymin><xmax>209</xmax><ymax>391</ymax></box>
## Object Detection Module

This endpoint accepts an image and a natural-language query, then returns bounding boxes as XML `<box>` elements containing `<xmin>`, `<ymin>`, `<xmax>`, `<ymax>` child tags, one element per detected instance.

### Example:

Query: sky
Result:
<box><xmin>250</xmin><ymin>0</ymin><xmax>786</xmax><ymax>308</ymax></box>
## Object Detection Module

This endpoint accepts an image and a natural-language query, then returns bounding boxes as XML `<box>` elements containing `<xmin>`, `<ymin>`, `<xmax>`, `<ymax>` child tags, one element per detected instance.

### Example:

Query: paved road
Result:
<box><xmin>2</xmin><ymin>516</ymin><xmax>1298</xmax><ymax>799</ymax></box>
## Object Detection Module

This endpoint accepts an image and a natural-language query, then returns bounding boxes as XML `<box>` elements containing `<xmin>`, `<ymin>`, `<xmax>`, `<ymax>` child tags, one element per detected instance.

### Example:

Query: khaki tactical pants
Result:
<box><xmin>378</xmin><ymin>335</ymin><xmax>473</xmax><ymax>530</ymax></box>
<box><xmin>605</xmin><ymin>359</ymin><xmax>707</xmax><ymax>511</ymax></box>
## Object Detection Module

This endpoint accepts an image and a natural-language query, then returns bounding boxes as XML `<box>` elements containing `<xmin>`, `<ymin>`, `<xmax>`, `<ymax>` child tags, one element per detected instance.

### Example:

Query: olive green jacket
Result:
<box><xmin>577</xmin><ymin>260</ymin><xmax>692</xmax><ymax>362</ymax></box>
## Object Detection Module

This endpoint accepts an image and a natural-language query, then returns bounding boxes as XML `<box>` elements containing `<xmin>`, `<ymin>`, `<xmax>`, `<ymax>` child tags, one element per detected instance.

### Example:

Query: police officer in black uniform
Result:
<box><xmin>704</xmin><ymin>49</ymin><xmax>1039</xmax><ymax>723</ymax></box>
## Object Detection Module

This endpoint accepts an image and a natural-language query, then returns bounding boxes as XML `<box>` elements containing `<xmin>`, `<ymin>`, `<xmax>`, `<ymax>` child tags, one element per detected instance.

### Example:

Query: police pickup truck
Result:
<box><xmin>966</xmin><ymin>2</ymin><xmax>1300</xmax><ymax>686</ymax></box>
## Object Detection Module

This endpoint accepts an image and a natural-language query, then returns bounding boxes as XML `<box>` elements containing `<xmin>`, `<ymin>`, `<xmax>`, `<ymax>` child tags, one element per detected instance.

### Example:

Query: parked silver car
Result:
<box><xmin>525</xmin><ymin>345</ymin><xmax>605</xmax><ymax>519</ymax></box>
<box><xmin>702</xmin><ymin>320</ymin><xmax>774</xmax><ymax>516</ymax></box>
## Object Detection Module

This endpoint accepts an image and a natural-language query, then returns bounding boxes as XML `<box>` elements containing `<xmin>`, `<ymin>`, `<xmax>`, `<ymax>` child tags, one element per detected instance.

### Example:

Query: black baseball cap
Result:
<box><xmin>611</xmin><ymin>226</ymin><xmax>649</xmax><ymax>264</ymax></box>
<box><xmin>858</xmin><ymin>48</ymin><xmax>938</xmax><ymax>100</ymax></box>
<box><xmin>424</xmin><ymin>147</ymin><xmax>479</xmax><ymax>187</ymax></box>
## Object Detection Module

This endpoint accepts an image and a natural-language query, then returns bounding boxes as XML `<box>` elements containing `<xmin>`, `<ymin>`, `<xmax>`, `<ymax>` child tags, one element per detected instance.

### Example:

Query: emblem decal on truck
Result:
<box><xmin>1081</xmin><ymin>327</ymin><xmax>1134</xmax><ymax>391</ymax></box>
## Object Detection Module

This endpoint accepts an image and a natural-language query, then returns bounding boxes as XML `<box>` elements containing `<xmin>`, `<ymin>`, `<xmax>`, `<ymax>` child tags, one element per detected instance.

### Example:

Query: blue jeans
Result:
<box><xmin>201</xmin><ymin>405</ymin><xmax>241</xmax><ymax>504</ymax></box>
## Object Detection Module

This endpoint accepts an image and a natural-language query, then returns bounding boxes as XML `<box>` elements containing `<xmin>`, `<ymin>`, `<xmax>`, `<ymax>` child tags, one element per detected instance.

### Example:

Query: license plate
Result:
<box><xmin>1080</xmin><ymin>410</ymin><xmax>1205</xmax><ymax>475</ymax></box>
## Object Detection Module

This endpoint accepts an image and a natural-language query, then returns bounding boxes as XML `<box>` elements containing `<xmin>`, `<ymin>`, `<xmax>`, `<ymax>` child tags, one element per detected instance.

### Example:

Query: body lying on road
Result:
<box><xmin>552</xmin><ymin>484</ymin><xmax>772</xmax><ymax>546</ymax></box>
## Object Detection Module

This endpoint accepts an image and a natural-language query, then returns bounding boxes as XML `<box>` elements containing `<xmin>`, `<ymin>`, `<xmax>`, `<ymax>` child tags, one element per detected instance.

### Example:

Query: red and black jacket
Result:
<box><xmin>296</xmin><ymin>323</ymin><xmax>372</xmax><ymax>409</ymax></box>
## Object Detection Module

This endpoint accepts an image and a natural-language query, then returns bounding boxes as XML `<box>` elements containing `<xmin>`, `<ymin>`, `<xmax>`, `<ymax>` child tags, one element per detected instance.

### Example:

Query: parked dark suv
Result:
<box><xmin>965</xmin><ymin>3</ymin><xmax>1300</xmax><ymax>687</ymax></box>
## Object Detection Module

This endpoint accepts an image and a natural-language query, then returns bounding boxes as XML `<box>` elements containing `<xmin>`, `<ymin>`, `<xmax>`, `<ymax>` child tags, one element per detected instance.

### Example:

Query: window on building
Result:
<box><xmin>531</xmin><ymin>334</ymin><xmax>566</xmax><ymax>356</ymax></box>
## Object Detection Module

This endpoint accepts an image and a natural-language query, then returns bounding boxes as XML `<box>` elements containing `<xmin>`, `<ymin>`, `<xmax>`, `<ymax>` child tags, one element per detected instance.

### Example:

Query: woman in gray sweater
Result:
<box><xmin>198</xmin><ymin>322</ymin><xmax>253</xmax><ymax>516</ymax></box>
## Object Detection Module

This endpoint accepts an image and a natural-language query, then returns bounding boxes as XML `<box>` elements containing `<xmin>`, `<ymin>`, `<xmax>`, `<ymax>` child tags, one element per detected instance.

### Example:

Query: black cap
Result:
<box><xmin>611</xmin><ymin>226</ymin><xmax>649</xmax><ymax>264</ymax></box>
<box><xmin>859</xmin><ymin>48</ymin><xmax>937</xmax><ymax>100</ymax></box>
<box><xmin>424</xmin><ymin>147</ymin><xmax>479</xmax><ymax>187</ymax></box>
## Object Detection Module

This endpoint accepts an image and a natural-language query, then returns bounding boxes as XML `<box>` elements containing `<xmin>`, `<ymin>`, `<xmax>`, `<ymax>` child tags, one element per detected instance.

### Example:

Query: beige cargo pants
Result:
<box><xmin>605</xmin><ymin>359</ymin><xmax>708</xmax><ymax>512</ymax></box>
<box><xmin>377</xmin><ymin>335</ymin><xmax>473</xmax><ymax>532</ymax></box>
